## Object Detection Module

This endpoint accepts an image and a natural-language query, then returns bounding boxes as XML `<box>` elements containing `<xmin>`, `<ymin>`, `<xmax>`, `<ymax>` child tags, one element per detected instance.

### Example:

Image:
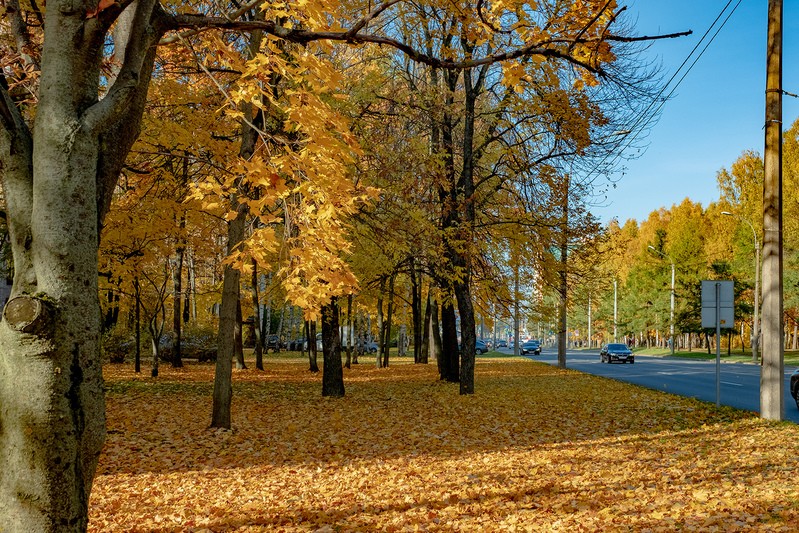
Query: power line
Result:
<box><xmin>589</xmin><ymin>0</ymin><xmax>744</xmax><ymax>186</ymax></box>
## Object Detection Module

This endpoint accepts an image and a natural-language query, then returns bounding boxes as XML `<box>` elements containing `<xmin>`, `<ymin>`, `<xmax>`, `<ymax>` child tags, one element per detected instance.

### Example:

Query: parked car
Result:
<box><xmin>600</xmin><ymin>343</ymin><xmax>634</xmax><ymax>364</ymax></box>
<box><xmin>496</xmin><ymin>340</ymin><xmax>508</xmax><ymax>348</ymax></box>
<box><xmin>288</xmin><ymin>337</ymin><xmax>308</xmax><ymax>351</ymax></box>
<box><xmin>365</xmin><ymin>340</ymin><xmax>378</xmax><ymax>353</ymax></box>
<box><xmin>265</xmin><ymin>334</ymin><xmax>281</xmax><ymax>352</ymax></box>
<box><xmin>521</xmin><ymin>339</ymin><xmax>541</xmax><ymax>355</ymax></box>
<box><xmin>475</xmin><ymin>339</ymin><xmax>489</xmax><ymax>355</ymax></box>
<box><xmin>790</xmin><ymin>368</ymin><xmax>799</xmax><ymax>409</ymax></box>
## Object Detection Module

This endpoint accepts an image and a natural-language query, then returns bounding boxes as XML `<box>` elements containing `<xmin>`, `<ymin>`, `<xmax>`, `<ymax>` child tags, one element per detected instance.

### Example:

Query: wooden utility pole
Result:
<box><xmin>761</xmin><ymin>0</ymin><xmax>783</xmax><ymax>420</ymax></box>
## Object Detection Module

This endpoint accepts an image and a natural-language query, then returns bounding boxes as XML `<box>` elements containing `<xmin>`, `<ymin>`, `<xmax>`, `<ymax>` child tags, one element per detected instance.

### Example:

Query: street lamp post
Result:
<box><xmin>648</xmin><ymin>246</ymin><xmax>675</xmax><ymax>355</ymax></box>
<box><xmin>613</xmin><ymin>279</ymin><xmax>618</xmax><ymax>343</ymax></box>
<box><xmin>722</xmin><ymin>211</ymin><xmax>760</xmax><ymax>363</ymax></box>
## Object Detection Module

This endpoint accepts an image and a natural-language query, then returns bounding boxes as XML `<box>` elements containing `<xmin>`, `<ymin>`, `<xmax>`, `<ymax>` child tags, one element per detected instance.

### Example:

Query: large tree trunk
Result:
<box><xmin>0</xmin><ymin>3</ymin><xmax>163</xmax><ymax>527</ymax></box>
<box><xmin>454</xmin><ymin>280</ymin><xmax>476</xmax><ymax>394</ymax></box>
<box><xmin>321</xmin><ymin>297</ymin><xmax>345</xmax><ymax>397</ymax></box>
<box><xmin>307</xmin><ymin>320</ymin><xmax>319</xmax><ymax>372</ymax></box>
<box><xmin>440</xmin><ymin>295</ymin><xmax>459</xmax><ymax>382</ymax></box>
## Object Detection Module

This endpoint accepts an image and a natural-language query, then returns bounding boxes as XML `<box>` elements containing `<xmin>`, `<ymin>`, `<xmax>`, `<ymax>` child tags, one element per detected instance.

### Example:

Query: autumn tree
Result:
<box><xmin>0</xmin><ymin>1</ymin><xmax>684</xmax><ymax>528</ymax></box>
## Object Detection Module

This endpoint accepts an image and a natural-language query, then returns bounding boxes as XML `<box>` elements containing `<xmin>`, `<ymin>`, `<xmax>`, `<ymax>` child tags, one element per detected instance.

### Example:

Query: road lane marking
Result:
<box><xmin>721</xmin><ymin>381</ymin><xmax>743</xmax><ymax>387</ymax></box>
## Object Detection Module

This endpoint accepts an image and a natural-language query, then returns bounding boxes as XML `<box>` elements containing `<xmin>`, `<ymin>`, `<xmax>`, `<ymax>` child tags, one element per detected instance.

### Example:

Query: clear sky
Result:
<box><xmin>591</xmin><ymin>0</ymin><xmax>799</xmax><ymax>225</ymax></box>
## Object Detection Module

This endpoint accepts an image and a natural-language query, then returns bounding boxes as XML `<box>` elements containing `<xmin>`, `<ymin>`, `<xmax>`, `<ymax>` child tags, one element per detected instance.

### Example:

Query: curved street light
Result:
<box><xmin>648</xmin><ymin>246</ymin><xmax>675</xmax><ymax>356</ymax></box>
<box><xmin>722</xmin><ymin>211</ymin><xmax>760</xmax><ymax>363</ymax></box>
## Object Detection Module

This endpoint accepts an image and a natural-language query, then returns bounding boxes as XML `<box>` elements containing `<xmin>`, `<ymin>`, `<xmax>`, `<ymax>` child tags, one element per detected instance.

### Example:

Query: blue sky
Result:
<box><xmin>591</xmin><ymin>0</ymin><xmax>799</xmax><ymax>224</ymax></box>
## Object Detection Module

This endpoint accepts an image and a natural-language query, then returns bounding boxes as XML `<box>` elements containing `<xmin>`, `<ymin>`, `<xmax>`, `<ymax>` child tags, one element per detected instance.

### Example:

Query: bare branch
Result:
<box><xmin>163</xmin><ymin>12</ymin><xmax>689</xmax><ymax>73</ymax></box>
<box><xmin>343</xmin><ymin>0</ymin><xmax>404</xmax><ymax>40</ymax></box>
<box><xmin>159</xmin><ymin>0</ymin><xmax>262</xmax><ymax>45</ymax></box>
<box><xmin>569</xmin><ymin>0</ymin><xmax>615</xmax><ymax>54</ymax></box>
<box><xmin>603</xmin><ymin>30</ymin><xmax>692</xmax><ymax>43</ymax></box>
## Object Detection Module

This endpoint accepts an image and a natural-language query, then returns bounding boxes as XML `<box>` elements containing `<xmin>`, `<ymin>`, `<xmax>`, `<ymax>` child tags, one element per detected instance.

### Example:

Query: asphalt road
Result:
<box><xmin>500</xmin><ymin>346</ymin><xmax>799</xmax><ymax>423</ymax></box>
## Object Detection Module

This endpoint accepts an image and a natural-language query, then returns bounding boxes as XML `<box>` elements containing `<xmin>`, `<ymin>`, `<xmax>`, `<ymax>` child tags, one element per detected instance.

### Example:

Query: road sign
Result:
<box><xmin>701</xmin><ymin>280</ymin><xmax>734</xmax><ymax>329</ymax></box>
<box><xmin>701</xmin><ymin>280</ymin><xmax>734</xmax><ymax>407</ymax></box>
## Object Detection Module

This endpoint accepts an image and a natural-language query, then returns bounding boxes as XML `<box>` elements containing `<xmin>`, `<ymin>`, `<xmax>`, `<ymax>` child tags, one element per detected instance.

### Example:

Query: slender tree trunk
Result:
<box><xmin>172</xmin><ymin>245</ymin><xmax>184</xmax><ymax>368</ymax></box>
<box><xmin>276</xmin><ymin>305</ymin><xmax>286</xmax><ymax>349</ymax></box>
<box><xmin>430</xmin><ymin>296</ymin><xmax>442</xmax><ymax>364</ymax></box>
<box><xmin>251</xmin><ymin>259</ymin><xmax>264</xmax><ymax>370</ymax></box>
<box><xmin>212</xmin><ymin>23</ymin><xmax>264</xmax><ymax>425</ymax></box>
<box><xmin>411</xmin><ymin>258</ymin><xmax>422</xmax><ymax>363</ymax></box>
<box><xmin>308</xmin><ymin>320</ymin><xmax>319</xmax><ymax>372</ymax></box>
<box><xmin>262</xmin><ymin>273</ymin><xmax>273</xmax><ymax>350</ymax></box>
<box><xmin>322</xmin><ymin>297</ymin><xmax>345</xmax><ymax>397</ymax></box>
<box><xmin>134</xmin><ymin>277</ymin><xmax>142</xmax><ymax>374</ymax></box>
<box><xmin>377</xmin><ymin>278</ymin><xmax>385</xmax><ymax>368</ymax></box>
<box><xmin>184</xmin><ymin>250</ymin><xmax>193</xmax><ymax>323</ymax></box>
<box><xmin>211</xmin><ymin>204</ymin><xmax>247</xmax><ymax>429</ymax></box>
<box><xmin>344</xmin><ymin>294</ymin><xmax>353</xmax><ymax>368</ymax></box>
<box><xmin>421</xmin><ymin>292</ymin><xmax>432</xmax><ymax>364</ymax></box>
<box><xmin>149</xmin><ymin>314</ymin><xmax>162</xmax><ymax>378</ymax></box>
<box><xmin>235</xmin><ymin>301</ymin><xmax>246</xmax><ymax>369</ymax></box>
<box><xmin>557</xmin><ymin>175</ymin><xmax>570</xmax><ymax>370</ymax></box>
<box><xmin>383</xmin><ymin>273</ymin><xmax>395</xmax><ymax>368</ymax></box>
<box><xmin>351</xmin><ymin>306</ymin><xmax>360</xmax><ymax>365</ymax></box>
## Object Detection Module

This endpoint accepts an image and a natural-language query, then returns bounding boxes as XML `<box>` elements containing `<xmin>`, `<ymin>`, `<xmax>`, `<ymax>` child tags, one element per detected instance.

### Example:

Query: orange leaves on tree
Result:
<box><xmin>192</xmin><ymin>31</ymin><xmax>370</xmax><ymax>317</ymax></box>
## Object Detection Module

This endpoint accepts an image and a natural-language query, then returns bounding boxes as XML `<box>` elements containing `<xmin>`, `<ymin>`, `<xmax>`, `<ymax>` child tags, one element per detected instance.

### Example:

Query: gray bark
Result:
<box><xmin>211</xmin><ymin>203</ymin><xmax>247</xmax><ymax>428</ymax></box>
<box><xmin>172</xmin><ymin>246</ymin><xmax>184</xmax><ymax>367</ymax></box>
<box><xmin>0</xmin><ymin>1</ymin><xmax>165</xmax><ymax>529</ymax></box>
<box><xmin>251</xmin><ymin>260</ymin><xmax>264</xmax><ymax>370</ymax></box>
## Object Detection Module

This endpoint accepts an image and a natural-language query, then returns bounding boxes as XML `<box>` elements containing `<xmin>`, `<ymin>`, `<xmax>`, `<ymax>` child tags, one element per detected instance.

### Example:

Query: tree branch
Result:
<box><xmin>343</xmin><ymin>0</ymin><xmax>404</xmax><ymax>40</ymax></box>
<box><xmin>165</xmin><ymin>11</ymin><xmax>689</xmax><ymax>74</ymax></box>
<box><xmin>83</xmin><ymin>0</ymin><xmax>167</xmax><ymax>134</ymax></box>
<box><xmin>0</xmin><ymin>73</ymin><xmax>35</xmax><ymax>295</ymax></box>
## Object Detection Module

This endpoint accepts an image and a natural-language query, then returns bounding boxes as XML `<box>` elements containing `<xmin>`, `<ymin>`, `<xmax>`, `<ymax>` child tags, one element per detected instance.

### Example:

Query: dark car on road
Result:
<box><xmin>791</xmin><ymin>368</ymin><xmax>799</xmax><ymax>409</ymax></box>
<box><xmin>600</xmin><ymin>343</ymin><xmax>634</xmax><ymax>364</ymax></box>
<box><xmin>475</xmin><ymin>339</ymin><xmax>489</xmax><ymax>354</ymax></box>
<box><xmin>522</xmin><ymin>339</ymin><xmax>541</xmax><ymax>355</ymax></box>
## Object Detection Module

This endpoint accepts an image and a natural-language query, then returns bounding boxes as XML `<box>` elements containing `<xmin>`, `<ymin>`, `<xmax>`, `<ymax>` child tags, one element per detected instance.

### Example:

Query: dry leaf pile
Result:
<box><xmin>89</xmin><ymin>358</ymin><xmax>799</xmax><ymax>531</ymax></box>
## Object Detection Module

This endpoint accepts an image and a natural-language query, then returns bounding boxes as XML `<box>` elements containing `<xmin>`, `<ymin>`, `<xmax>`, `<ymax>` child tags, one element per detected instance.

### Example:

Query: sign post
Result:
<box><xmin>701</xmin><ymin>281</ymin><xmax>734</xmax><ymax>406</ymax></box>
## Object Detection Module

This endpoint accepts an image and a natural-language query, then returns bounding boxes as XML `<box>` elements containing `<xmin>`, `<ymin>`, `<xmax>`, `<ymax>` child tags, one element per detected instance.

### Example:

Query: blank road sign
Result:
<box><xmin>701</xmin><ymin>280</ymin><xmax>734</xmax><ymax>329</ymax></box>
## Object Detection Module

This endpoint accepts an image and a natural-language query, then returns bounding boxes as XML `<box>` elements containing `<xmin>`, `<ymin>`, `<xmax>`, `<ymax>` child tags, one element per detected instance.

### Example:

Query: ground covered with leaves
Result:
<box><xmin>89</xmin><ymin>357</ymin><xmax>799</xmax><ymax>532</ymax></box>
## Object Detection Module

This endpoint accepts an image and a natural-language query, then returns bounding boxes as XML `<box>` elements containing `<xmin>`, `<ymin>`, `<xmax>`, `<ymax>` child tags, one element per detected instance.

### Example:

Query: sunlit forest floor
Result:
<box><xmin>89</xmin><ymin>355</ymin><xmax>799</xmax><ymax>532</ymax></box>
